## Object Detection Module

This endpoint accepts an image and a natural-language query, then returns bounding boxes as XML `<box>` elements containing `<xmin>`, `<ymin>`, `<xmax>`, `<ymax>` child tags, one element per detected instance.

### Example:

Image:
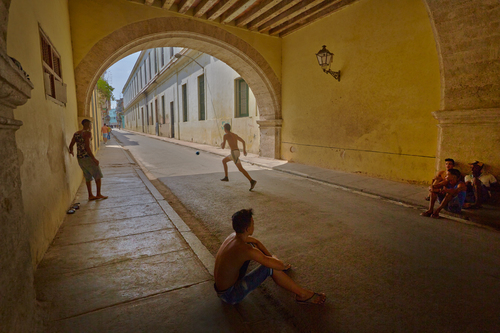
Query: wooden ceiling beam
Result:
<box><xmin>235</xmin><ymin>0</ymin><xmax>282</xmax><ymax>27</ymax></box>
<box><xmin>247</xmin><ymin>0</ymin><xmax>300</xmax><ymax>30</ymax></box>
<box><xmin>144</xmin><ymin>0</ymin><xmax>154</xmax><ymax>5</ymax></box>
<box><xmin>178</xmin><ymin>0</ymin><xmax>196</xmax><ymax>13</ymax></box>
<box><xmin>221</xmin><ymin>0</ymin><xmax>260</xmax><ymax>24</ymax></box>
<box><xmin>194</xmin><ymin>0</ymin><xmax>218</xmax><ymax>17</ymax></box>
<box><xmin>258</xmin><ymin>0</ymin><xmax>326</xmax><ymax>33</ymax></box>
<box><xmin>161</xmin><ymin>0</ymin><xmax>176</xmax><ymax>10</ymax></box>
<box><xmin>206</xmin><ymin>0</ymin><xmax>239</xmax><ymax>20</ymax></box>
<box><xmin>279</xmin><ymin>0</ymin><xmax>357</xmax><ymax>37</ymax></box>
<box><xmin>269</xmin><ymin>0</ymin><xmax>341</xmax><ymax>36</ymax></box>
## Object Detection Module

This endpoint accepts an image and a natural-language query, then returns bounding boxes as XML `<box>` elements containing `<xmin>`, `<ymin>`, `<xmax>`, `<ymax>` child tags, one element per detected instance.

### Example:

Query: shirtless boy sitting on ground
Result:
<box><xmin>421</xmin><ymin>168</ymin><xmax>466</xmax><ymax>218</ymax></box>
<box><xmin>214</xmin><ymin>208</ymin><xmax>326</xmax><ymax>305</ymax></box>
<box><xmin>220</xmin><ymin>123</ymin><xmax>257</xmax><ymax>191</ymax></box>
<box><xmin>425</xmin><ymin>158</ymin><xmax>455</xmax><ymax>201</ymax></box>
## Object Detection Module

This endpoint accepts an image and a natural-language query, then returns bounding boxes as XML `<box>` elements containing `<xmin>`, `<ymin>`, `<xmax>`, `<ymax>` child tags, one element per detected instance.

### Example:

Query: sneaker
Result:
<box><xmin>221</xmin><ymin>177</ymin><xmax>229</xmax><ymax>182</ymax></box>
<box><xmin>249</xmin><ymin>180</ymin><xmax>257</xmax><ymax>191</ymax></box>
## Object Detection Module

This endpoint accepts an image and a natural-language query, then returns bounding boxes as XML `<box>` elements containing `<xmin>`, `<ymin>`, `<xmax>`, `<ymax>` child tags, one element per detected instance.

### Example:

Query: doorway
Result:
<box><xmin>155</xmin><ymin>98</ymin><xmax>159</xmax><ymax>136</ymax></box>
<box><xmin>170</xmin><ymin>101</ymin><xmax>175</xmax><ymax>138</ymax></box>
<box><xmin>141</xmin><ymin>107</ymin><xmax>144</xmax><ymax>132</ymax></box>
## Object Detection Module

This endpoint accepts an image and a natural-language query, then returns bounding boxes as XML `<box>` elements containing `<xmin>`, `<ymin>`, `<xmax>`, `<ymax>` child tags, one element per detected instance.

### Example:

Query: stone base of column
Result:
<box><xmin>257</xmin><ymin>119</ymin><xmax>282</xmax><ymax>159</ymax></box>
<box><xmin>0</xmin><ymin>47</ymin><xmax>38</xmax><ymax>332</ymax></box>
<box><xmin>433</xmin><ymin>108</ymin><xmax>500</xmax><ymax>175</ymax></box>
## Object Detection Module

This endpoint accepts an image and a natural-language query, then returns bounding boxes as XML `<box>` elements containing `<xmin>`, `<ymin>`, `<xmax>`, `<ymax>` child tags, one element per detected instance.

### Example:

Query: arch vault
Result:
<box><xmin>74</xmin><ymin>17</ymin><xmax>282</xmax><ymax>158</ymax></box>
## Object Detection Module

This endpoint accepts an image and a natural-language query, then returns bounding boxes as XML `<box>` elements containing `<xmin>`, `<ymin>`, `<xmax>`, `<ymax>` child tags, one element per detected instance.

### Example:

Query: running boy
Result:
<box><xmin>220</xmin><ymin>123</ymin><xmax>257</xmax><ymax>191</ymax></box>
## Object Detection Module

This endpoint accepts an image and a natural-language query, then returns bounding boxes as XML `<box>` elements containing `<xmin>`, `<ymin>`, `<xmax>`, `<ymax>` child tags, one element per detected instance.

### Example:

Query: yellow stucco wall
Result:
<box><xmin>68</xmin><ymin>0</ymin><xmax>282</xmax><ymax>80</ymax></box>
<box><xmin>7</xmin><ymin>0</ymin><xmax>83</xmax><ymax>266</ymax></box>
<box><xmin>281</xmin><ymin>0</ymin><xmax>441</xmax><ymax>183</ymax></box>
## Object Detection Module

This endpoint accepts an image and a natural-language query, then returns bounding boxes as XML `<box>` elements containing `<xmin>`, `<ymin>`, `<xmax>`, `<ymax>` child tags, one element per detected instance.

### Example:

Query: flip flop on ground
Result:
<box><xmin>296</xmin><ymin>292</ymin><xmax>326</xmax><ymax>305</ymax></box>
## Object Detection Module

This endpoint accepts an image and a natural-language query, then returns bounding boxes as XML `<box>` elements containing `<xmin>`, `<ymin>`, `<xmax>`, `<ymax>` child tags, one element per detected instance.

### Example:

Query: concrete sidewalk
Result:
<box><xmin>125</xmin><ymin>130</ymin><xmax>500</xmax><ymax>231</ymax></box>
<box><xmin>34</xmin><ymin>136</ymin><xmax>298</xmax><ymax>333</ymax></box>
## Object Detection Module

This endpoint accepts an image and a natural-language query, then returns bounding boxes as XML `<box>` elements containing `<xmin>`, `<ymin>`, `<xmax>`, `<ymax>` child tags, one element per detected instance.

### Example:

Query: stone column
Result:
<box><xmin>423</xmin><ymin>0</ymin><xmax>500</xmax><ymax>175</ymax></box>
<box><xmin>433</xmin><ymin>109</ymin><xmax>500</xmax><ymax>175</ymax></box>
<box><xmin>0</xmin><ymin>35</ymin><xmax>38</xmax><ymax>332</ymax></box>
<box><xmin>257</xmin><ymin>118</ymin><xmax>282</xmax><ymax>159</ymax></box>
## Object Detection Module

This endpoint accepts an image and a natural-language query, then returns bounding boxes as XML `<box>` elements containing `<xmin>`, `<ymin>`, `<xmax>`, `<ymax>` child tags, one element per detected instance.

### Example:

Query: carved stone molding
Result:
<box><xmin>432</xmin><ymin>108</ymin><xmax>500</xmax><ymax>127</ymax></box>
<box><xmin>432</xmin><ymin>108</ymin><xmax>500</xmax><ymax>176</ymax></box>
<box><xmin>0</xmin><ymin>115</ymin><xmax>23</xmax><ymax>130</ymax></box>
<box><xmin>0</xmin><ymin>50</ymin><xmax>34</xmax><ymax>110</ymax></box>
<box><xmin>256</xmin><ymin>118</ymin><xmax>283</xmax><ymax>128</ymax></box>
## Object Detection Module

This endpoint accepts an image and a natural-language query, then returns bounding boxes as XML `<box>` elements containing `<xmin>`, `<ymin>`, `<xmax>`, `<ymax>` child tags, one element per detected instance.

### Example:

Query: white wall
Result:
<box><xmin>123</xmin><ymin>48</ymin><xmax>260</xmax><ymax>153</ymax></box>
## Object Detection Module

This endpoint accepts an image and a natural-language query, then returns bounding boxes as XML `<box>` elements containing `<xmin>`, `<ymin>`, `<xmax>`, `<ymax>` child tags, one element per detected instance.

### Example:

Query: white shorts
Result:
<box><xmin>227</xmin><ymin>150</ymin><xmax>240</xmax><ymax>164</ymax></box>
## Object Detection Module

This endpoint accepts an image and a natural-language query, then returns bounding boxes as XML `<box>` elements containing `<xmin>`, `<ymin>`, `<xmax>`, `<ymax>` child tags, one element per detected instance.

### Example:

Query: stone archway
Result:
<box><xmin>74</xmin><ymin>17</ymin><xmax>282</xmax><ymax>158</ymax></box>
<box><xmin>421</xmin><ymin>0</ymin><xmax>500</xmax><ymax>175</ymax></box>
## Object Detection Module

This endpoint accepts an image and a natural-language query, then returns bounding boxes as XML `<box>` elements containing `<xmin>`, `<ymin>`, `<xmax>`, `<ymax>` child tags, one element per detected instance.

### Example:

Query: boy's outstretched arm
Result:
<box><xmin>248</xmin><ymin>247</ymin><xmax>287</xmax><ymax>270</ymax></box>
<box><xmin>237</xmin><ymin>136</ymin><xmax>247</xmax><ymax>155</ymax></box>
<box><xmin>246</xmin><ymin>236</ymin><xmax>271</xmax><ymax>256</ymax></box>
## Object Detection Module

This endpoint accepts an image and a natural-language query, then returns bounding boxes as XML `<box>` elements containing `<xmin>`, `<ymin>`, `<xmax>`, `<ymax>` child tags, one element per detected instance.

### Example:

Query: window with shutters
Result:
<box><xmin>235</xmin><ymin>78</ymin><xmax>249</xmax><ymax>117</ymax></box>
<box><xmin>198</xmin><ymin>74</ymin><xmax>205</xmax><ymax>121</ymax></box>
<box><xmin>40</xmin><ymin>27</ymin><xmax>66</xmax><ymax>104</ymax></box>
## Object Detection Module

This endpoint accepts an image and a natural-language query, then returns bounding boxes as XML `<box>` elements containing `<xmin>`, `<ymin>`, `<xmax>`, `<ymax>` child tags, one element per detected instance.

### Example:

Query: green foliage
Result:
<box><xmin>97</xmin><ymin>77</ymin><xmax>115</xmax><ymax>101</ymax></box>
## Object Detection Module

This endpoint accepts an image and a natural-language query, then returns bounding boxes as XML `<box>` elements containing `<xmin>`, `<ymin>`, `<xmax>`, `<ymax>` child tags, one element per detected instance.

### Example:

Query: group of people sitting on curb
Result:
<box><xmin>421</xmin><ymin>158</ymin><xmax>498</xmax><ymax>219</ymax></box>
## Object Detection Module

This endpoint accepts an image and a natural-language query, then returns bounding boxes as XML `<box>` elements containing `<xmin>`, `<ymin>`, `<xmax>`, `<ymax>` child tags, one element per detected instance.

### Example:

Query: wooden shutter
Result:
<box><xmin>198</xmin><ymin>75</ymin><xmax>205</xmax><ymax>120</ymax></box>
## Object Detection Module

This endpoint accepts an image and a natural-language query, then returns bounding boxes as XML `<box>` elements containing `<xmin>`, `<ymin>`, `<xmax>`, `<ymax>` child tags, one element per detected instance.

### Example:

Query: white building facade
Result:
<box><xmin>122</xmin><ymin>48</ymin><xmax>260</xmax><ymax>154</ymax></box>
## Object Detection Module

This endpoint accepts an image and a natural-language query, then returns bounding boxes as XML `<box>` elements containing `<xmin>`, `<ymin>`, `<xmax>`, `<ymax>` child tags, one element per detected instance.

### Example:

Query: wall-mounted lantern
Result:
<box><xmin>316</xmin><ymin>45</ymin><xmax>340</xmax><ymax>82</ymax></box>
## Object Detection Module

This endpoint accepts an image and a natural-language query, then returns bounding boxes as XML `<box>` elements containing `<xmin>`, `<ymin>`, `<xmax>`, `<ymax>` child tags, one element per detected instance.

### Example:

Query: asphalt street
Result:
<box><xmin>113</xmin><ymin>129</ymin><xmax>500</xmax><ymax>333</ymax></box>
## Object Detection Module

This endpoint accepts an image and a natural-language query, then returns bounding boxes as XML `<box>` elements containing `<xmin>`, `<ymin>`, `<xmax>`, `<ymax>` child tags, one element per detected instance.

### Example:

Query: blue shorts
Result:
<box><xmin>437</xmin><ymin>192</ymin><xmax>466</xmax><ymax>214</ymax></box>
<box><xmin>215</xmin><ymin>263</ymin><xmax>273</xmax><ymax>305</ymax></box>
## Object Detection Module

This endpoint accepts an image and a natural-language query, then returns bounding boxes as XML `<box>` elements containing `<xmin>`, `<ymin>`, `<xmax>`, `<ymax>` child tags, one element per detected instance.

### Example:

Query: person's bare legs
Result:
<box><xmin>221</xmin><ymin>157</ymin><xmax>230</xmax><ymax>181</ymax></box>
<box><xmin>422</xmin><ymin>191</ymin><xmax>438</xmax><ymax>216</ymax></box>
<box><xmin>432</xmin><ymin>193</ymin><xmax>454</xmax><ymax>217</ymax></box>
<box><xmin>86</xmin><ymin>181</ymin><xmax>97</xmax><ymax>201</ymax></box>
<box><xmin>271</xmin><ymin>270</ymin><xmax>326</xmax><ymax>304</ymax></box>
<box><xmin>94</xmin><ymin>178</ymin><xmax>108</xmax><ymax>200</ymax></box>
<box><xmin>236</xmin><ymin>162</ymin><xmax>253</xmax><ymax>182</ymax></box>
<box><xmin>236</xmin><ymin>162</ymin><xmax>257</xmax><ymax>190</ymax></box>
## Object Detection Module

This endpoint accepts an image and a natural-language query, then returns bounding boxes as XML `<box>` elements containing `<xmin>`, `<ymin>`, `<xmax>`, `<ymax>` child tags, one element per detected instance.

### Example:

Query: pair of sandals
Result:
<box><xmin>66</xmin><ymin>203</ymin><xmax>80</xmax><ymax>214</ymax></box>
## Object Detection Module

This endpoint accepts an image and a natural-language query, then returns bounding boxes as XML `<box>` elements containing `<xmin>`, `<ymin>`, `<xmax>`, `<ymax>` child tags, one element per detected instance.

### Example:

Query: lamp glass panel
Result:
<box><xmin>316</xmin><ymin>54</ymin><xmax>323</xmax><ymax>66</ymax></box>
<box><xmin>325</xmin><ymin>53</ymin><xmax>332</xmax><ymax>65</ymax></box>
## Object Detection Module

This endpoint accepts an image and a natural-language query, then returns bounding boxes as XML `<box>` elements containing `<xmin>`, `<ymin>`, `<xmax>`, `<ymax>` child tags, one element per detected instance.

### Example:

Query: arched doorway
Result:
<box><xmin>74</xmin><ymin>17</ymin><xmax>282</xmax><ymax>158</ymax></box>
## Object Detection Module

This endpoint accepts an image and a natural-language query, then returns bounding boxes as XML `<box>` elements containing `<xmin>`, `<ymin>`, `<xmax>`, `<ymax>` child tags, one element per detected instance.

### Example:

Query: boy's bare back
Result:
<box><xmin>223</xmin><ymin>132</ymin><xmax>241</xmax><ymax>151</ymax></box>
<box><xmin>214</xmin><ymin>234</ymin><xmax>253</xmax><ymax>291</ymax></box>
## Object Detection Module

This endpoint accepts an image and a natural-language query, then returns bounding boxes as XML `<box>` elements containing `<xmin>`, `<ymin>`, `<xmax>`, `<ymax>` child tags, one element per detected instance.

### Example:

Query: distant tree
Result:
<box><xmin>97</xmin><ymin>77</ymin><xmax>115</xmax><ymax>101</ymax></box>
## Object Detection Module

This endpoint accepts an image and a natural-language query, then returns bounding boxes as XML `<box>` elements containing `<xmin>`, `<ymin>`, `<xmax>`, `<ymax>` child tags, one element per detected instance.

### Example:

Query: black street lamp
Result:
<box><xmin>316</xmin><ymin>45</ymin><xmax>340</xmax><ymax>82</ymax></box>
